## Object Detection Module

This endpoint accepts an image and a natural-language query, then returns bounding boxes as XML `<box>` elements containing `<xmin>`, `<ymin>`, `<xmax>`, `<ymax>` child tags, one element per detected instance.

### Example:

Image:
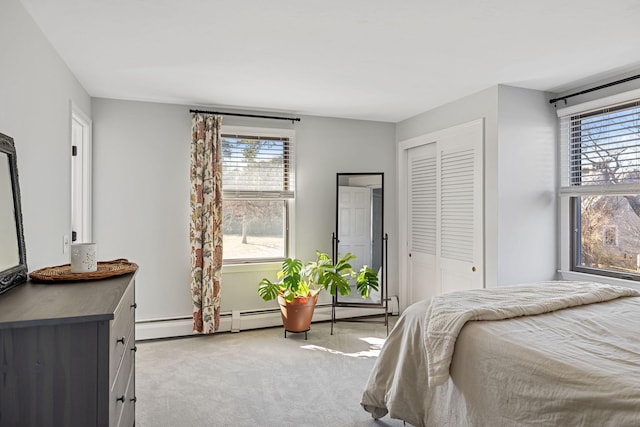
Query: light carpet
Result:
<box><xmin>135</xmin><ymin>318</ymin><xmax>410</xmax><ymax>427</ymax></box>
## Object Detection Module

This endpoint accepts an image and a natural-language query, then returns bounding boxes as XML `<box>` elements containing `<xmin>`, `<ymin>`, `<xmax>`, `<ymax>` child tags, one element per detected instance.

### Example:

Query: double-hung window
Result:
<box><xmin>221</xmin><ymin>127</ymin><xmax>295</xmax><ymax>264</ymax></box>
<box><xmin>559</xmin><ymin>97</ymin><xmax>640</xmax><ymax>280</ymax></box>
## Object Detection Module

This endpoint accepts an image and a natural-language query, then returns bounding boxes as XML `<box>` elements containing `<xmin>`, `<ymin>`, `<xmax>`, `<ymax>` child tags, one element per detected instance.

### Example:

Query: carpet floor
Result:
<box><xmin>135</xmin><ymin>317</ymin><xmax>409</xmax><ymax>427</ymax></box>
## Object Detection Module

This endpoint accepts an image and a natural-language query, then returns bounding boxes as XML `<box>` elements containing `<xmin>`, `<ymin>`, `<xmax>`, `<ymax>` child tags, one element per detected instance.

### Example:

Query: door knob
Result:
<box><xmin>472</xmin><ymin>266</ymin><xmax>477</xmax><ymax>272</ymax></box>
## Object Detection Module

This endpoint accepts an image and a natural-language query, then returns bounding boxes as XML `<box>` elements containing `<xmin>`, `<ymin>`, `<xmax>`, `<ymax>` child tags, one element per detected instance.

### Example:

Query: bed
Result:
<box><xmin>360</xmin><ymin>281</ymin><xmax>640</xmax><ymax>427</ymax></box>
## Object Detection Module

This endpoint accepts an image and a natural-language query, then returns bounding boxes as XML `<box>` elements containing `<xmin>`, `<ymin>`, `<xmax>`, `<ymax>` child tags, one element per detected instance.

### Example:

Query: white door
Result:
<box><xmin>437</xmin><ymin>124</ymin><xmax>483</xmax><ymax>294</ymax></box>
<box><xmin>337</xmin><ymin>185</ymin><xmax>372</xmax><ymax>272</ymax></box>
<box><xmin>408</xmin><ymin>143</ymin><xmax>438</xmax><ymax>303</ymax></box>
<box><xmin>405</xmin><ymin>120</ymin><xmax>483</xmax><ymax>306</ymax></box>
<box><xmin>71</xmin><ymin>107</ymin><xmax>92</xmax><ymax>244</ymax></box>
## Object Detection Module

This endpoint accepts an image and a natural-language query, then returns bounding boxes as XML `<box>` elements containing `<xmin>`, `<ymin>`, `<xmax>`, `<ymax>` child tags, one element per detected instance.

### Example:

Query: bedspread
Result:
<box><xmin>425</xmin><ymin>281</ymin><xmax>640</xmax><ymax>386</ymax></box>
<box><xmin>361</xmin><ymin>281</ymin><xmax>640</xmax><ymax>427</ymax></box>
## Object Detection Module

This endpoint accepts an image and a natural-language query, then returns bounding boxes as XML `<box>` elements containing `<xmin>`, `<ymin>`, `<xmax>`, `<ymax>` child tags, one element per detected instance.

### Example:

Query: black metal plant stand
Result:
<box><xmin>284</xmin><ymin>329</ymin><xmax>309</xmax><ymax>340</ymax></box>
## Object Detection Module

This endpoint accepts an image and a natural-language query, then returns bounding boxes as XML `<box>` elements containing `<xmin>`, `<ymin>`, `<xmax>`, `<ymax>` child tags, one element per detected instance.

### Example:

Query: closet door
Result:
<box><xmin>438</xmin><ymin>125</ymin><xmax>483</xmax><ymax>294</ymax></box>
<box><xmin>408</xmin><ymin>143</ymin><xmax>438</xmax><ymax>303</ymax></box>
<box><xmin>405</xmin><ymin>121</ymin><xmax>483</xmax><ymax>305</ymax></box>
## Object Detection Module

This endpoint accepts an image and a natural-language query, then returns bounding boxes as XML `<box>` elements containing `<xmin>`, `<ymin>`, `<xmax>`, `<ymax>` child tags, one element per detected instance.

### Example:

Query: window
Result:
<box><xmin>602</xmin><ymin>225</ymin><xmax>618</xmax><ymax>247</ymax></box>
<box><xmin>560</xmin><ymin>99</ymin><xmax>640</xmax><ymax>280</ymax></box>
<box><xmin>221</xmin><ymin>127</ymin><xmax>295</xmax><ymax>263</ymax></box>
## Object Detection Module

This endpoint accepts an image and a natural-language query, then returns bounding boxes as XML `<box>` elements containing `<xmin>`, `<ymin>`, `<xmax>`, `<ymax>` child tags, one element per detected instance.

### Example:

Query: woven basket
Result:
<box><xmin>29</xmin><ymin>259</ymin><xmax>138</xmax><ymax>282</ymax></box>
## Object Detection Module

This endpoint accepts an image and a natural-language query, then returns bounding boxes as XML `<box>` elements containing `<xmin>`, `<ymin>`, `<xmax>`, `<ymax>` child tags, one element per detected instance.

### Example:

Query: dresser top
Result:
<box><xmin>0</xmin><ymin>271</ymin><xmax>136</xmax><ymax>329</ymax></box>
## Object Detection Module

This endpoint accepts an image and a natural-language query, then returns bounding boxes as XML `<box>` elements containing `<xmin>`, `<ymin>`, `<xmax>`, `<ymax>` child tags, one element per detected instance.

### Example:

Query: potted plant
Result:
<box><xmin>258</xmin><ymin>252</ymin><xmax>379</xmax><ymax>336</ymax></box>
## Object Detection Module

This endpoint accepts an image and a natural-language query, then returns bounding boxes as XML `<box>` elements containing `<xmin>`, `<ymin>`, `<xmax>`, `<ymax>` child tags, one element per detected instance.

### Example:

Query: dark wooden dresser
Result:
<box><xmin>0</xmin><ymin>271</ymin><xmax>137</xmax><ymax>427</ymax></box>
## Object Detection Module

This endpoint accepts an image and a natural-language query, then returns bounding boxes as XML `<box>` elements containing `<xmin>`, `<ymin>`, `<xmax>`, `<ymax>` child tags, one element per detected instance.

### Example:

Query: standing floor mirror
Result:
<box><xmin>0</xmin><ymin>133</ymin><xmax>27</xmax><ymax>294</ymax></box>
<box><xmin>332</xmin><ymin>173</ymin><xmax>388</xmax><ymax>332</ymax></box>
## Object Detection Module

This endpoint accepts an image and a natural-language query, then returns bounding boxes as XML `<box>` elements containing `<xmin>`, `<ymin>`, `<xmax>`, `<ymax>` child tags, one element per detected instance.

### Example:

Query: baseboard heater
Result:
<box><xmin>135</xmin><ymin>300</ymin><xmax>396</xmax><ymax>341</ymax></box>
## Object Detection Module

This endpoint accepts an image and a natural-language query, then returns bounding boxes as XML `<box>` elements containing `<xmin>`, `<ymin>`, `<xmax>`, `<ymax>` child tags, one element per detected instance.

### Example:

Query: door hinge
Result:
<box><xmin>72</xmin><ymin>145</ymin><xmax>78</xmax><ymax>156</ymax></box>
<box><xmin>71</xmin><ymin>231</ymin><xmax>77</xmax><ymax>242</ymax></box>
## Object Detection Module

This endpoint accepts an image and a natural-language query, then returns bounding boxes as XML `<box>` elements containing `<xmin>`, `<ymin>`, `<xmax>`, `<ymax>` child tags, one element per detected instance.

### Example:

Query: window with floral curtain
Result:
<box><xmin>190</xmin><ymin>113</ymin><xmax>223</xmax><ymax>333</ymax></box>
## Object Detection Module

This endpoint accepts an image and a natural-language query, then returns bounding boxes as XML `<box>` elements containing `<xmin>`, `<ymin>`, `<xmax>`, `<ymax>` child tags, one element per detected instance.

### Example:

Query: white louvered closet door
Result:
<box><xmin>408</xmin><ymin>143</ymin><xmax>438</xmax><ymax>302</ymax></box>
<box><xmin>406</xmin><ymin>121</ymin><xmax>483</xmax><ymax>304</ymax></box>
<box><xmin>437</xmin><ymin>124</ymin><xmax>483</xmax><ymax>294</ymax></box>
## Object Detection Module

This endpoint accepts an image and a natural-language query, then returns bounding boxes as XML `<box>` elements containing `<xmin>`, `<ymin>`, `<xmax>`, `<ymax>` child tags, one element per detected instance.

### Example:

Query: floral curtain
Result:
<box><xmin>190</xmin><ymin>114</ymin><xmax>223</xmax><ymax>333</ymax></box>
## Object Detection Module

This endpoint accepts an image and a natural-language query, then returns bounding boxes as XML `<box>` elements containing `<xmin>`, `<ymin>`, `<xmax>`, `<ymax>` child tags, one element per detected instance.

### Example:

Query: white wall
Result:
<box><xmin>496</xmin><ymin>85</ymin><xmax>557</xmax><ymax>285</ymax></box>
<box><xmin>396</xmin><ymin>85</ymin><xmax>557</xmax><ymax>288</ymax></box>
<box><xmin>0</xmin><ymin>0</ymin><xmax>91</xmax><ymax>271</ymax></box>
<box><xmin>91</xmin><ymin>99</ymin><xmax>396</xmax><ymax>323</ymax></box>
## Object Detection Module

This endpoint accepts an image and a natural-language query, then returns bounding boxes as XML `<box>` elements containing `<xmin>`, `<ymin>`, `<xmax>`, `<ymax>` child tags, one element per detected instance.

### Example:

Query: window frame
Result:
<box><xmin>569</xmin><ymin>196</ymin><xmax>640</xmax><ymax>281</ymax></box>
<box><xmin>559</xmin><ymin>89</ymin><xmax>640</xmax><ymax>282</ymax></box>
<box><xmin>220</xmin><ymin>125</ymin><xmax>295</xmax><ymax>265</ymax></box>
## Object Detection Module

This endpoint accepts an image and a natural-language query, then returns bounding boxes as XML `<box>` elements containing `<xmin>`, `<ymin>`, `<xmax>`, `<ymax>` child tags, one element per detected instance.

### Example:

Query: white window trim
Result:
<box><xmin>220</xmin><ymin>125</ymin><xmax>296</xmax><ymax>264</ymax></box>
<box><xmin>557</xmin><ymin>88</ymin><xmax>640</xmax><ymax>287</ymax></box>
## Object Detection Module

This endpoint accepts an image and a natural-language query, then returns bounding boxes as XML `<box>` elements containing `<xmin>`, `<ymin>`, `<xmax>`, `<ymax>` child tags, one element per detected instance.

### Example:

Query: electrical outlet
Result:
<box><xmin>63</xmin><ymin>235</ymin><xmax>70</xmax><ymax>254</ymax></box>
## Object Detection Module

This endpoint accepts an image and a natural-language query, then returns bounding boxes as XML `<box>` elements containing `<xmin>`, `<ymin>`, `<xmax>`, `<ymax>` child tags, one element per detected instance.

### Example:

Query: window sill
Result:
<box><xmin>557</xmin><ymin>270</ymin><xmax>640</xmax><ymax>291</ymax></box>
<box><xmin>222</xmin><ymin>262</ymin><xmax>281</xmax><ymax>274</ymax></box>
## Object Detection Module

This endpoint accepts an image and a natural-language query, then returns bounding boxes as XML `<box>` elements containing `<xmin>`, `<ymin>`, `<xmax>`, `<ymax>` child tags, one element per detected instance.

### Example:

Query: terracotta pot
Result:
<box><xmin>277</xmin><ymin>293</ymin><xmax>319</xmax><ymax>333</ymax></box>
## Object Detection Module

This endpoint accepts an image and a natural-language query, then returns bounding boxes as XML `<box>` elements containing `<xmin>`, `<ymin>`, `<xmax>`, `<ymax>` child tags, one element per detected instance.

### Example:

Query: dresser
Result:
<box><xmin>0</xmin><ymin>271</ymin><xmax>137</xmax><ymax>427</ymax></box>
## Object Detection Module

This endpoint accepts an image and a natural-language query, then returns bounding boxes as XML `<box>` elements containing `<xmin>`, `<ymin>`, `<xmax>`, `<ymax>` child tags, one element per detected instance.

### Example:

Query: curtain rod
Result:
<box><xmin>190</xmin><ymin>109</ymin><xmax>301</xmax><ymax>124</ymax></box>
<box><xmin>549</xmin><ymin>73</ymin><xmax>640</xmax><ymax>105</ymax></box>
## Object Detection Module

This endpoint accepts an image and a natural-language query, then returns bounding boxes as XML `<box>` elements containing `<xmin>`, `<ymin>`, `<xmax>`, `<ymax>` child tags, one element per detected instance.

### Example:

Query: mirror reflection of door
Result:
<box><xmin>338</xmin><ymin>185</ymin><xmax>372</xmax><ymax>271</ymax></box>
<box><xmin>336</xmin><ymin>173</ymin><xmax>383</xmax><ymax>305</ymax></box>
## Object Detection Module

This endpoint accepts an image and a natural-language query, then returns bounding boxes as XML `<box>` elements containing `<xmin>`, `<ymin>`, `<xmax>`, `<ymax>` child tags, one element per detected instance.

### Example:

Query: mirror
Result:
<box><xmin>0</xmin><ymin>133</ymin><xmax>27</xmax><ymax>294</ymax></box>
<box><xmin>335</xmin><ymin>173</ymin><xmax>384</xmax><ymax>306</ymax></box>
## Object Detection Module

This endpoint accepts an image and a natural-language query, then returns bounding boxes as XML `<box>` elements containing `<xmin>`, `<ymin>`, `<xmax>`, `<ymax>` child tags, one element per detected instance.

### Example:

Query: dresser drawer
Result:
<box><xmin>118</xmin><ymin>367</ymin><xmax>136</xmax><ymax>427</ymax></box>
<box><xmin>110</xmin><ymin>325</ymin><xmax>135</xmax><ymax>426</ymax></box>
<box><xmin>110</xmin><ymin>281</ymin><xmax>135</xmax><ymax>386</ymax></box>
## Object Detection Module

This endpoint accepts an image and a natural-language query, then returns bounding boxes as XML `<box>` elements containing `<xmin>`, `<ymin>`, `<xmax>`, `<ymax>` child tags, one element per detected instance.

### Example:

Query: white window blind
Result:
<box><xmin>221</xmin><ymin>134</ymin><xmax>295</xmax><ymax>199</ymax></box>
<box><xmin>559</xmin><ymin>99</ymin><xmax>640</xmax><ymax>196</ymax></box>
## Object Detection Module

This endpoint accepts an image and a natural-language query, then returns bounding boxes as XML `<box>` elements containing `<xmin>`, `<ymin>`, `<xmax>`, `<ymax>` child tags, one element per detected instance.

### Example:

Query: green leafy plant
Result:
<box><xmin>258</xmin><ymin>252</ymin><xmax>379</xmax><ymax>303</ymax></box>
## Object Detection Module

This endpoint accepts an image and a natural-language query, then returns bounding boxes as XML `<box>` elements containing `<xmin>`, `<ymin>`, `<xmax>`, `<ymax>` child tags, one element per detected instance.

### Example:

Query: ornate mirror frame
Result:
<box><xmin>0</xmin><ymin>133</ymin><xmax>27</xmax><ymax>294</ymax></box>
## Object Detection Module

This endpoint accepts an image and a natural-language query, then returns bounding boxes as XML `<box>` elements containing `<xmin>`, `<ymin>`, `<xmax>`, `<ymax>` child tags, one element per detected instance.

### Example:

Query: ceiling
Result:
<box><xmin>20</xmin><ymin>0</ymin><xmax>640</xmax><ymax>123</ymax></box>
